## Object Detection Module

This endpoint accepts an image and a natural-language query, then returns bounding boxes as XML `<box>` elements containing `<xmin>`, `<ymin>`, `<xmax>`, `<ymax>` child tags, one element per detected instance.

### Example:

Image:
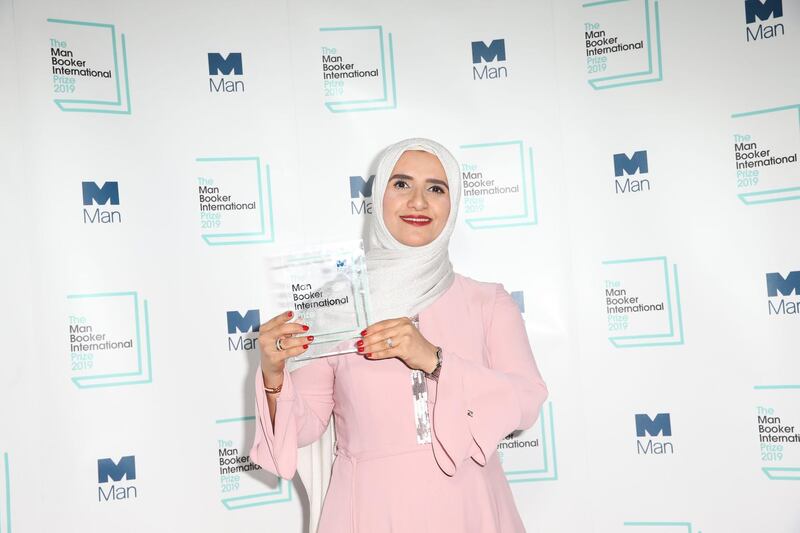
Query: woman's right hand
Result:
<box><xmin>258</xmin><ymin>311</ymin><xmax>313</xmax><ymax>384</ymax></box>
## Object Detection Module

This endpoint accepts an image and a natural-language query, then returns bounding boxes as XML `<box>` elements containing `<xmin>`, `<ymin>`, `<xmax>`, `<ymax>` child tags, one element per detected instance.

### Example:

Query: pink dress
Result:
<box><xmin>250</xmin><ymin>273</ymin><xmax>549</xmax><ymax>532</ymax></box>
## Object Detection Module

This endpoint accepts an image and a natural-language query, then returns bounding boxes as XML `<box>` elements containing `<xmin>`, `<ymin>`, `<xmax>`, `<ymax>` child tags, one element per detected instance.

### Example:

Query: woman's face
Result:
<box><xmin>382</xmin><ymin>150</ymin><xmax>451</xmax><ymax>247</ymax></box>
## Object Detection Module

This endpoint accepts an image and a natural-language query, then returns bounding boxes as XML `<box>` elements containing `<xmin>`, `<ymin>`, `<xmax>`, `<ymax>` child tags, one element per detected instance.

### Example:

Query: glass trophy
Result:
<box><xmin>267</xmin><ymin>240</ymin><xmax>372</xmax><ymax>362</ymax></box>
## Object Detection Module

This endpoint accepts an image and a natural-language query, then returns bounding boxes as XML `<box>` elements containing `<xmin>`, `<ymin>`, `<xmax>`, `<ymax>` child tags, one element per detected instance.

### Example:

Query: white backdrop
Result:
<box><xmin>0</xmin><ymin>0</ymin><xmax>798</xmax><ymax>531</ymax></box>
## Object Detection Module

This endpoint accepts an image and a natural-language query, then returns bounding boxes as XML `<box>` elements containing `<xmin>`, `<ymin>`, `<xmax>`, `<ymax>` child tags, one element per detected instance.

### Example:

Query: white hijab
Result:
<box><xmin>300</xmin><ymin>138</ymin><xmax>461</xmax><ymax>533</ymax></box>
<box><xmin>366</xmin><ymin>137</ymin><xmax>462</xmax><ymax>321</ymax></box>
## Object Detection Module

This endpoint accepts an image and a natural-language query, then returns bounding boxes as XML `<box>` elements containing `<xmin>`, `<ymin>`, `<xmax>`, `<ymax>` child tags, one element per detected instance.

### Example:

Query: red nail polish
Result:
<box><xmin>287</xmin><ymin>311</ymin><xmax>293</xmax><ymax>318</ymax></box>
<box><xmin>361</xmin><ymin>329</ymin><xmax>367</xmax><ymax>336</ymax></box>
<box><xmin>356</xmin><ymin>340</ymin><xmax>364</xmax><ymax>347</ymax></box>
<box><xmin>302</xmin><ymin>325</ymin><xmax>309</xmax><ymax>331</ymax></box>
<box><xmin>366</xmin><ymin>353</ymin><xmax>372</xmax><ymax>358</ymax></box>
<box><xmin>303</xmin><ymin>344</ymin><xmax>308</xmax><ymax>349</ymax></box>
<box><xmin>307</xmin><ymin>336</ymin><xmax>314</xmax><ymax>341</ymax></box>
<box><xmin>357</xmin><ymin>346</ymin><xmax>364</xmax><ymax>353</ymax></box>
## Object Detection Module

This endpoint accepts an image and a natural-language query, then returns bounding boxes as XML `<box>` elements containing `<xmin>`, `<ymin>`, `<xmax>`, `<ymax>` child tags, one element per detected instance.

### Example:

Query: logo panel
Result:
<box><xmin>753</xmin><ymin>385</ymin><xmax>800</xmax><ymax>480</ymax></box>
<box><xmin>319</xmin><ymin>25</ymin><xmax>397</xmax><ymax>112</ymax></box>
<box><xmin>208</xmin><ymin>52</ymin><xmax>245</xmax><ymax>93</ymax></box>
<box><xmin>226</xmin><ymin>309</ymin><xmax>260</xmax><ymax>351</ymax></box>
<box><xmin>766</xmin><ymin>271</ymin><xmax>800</xmax><ymax>315</ymax></box>
<box><xmin>66</xmin><ymin>291</ymin><xmax>153</xmax><ymax>388</ymax></box>
<box><xmin>458</xmin><ymin>140</ymin><xmax>539</xmax><ymax>229</ymax></box>
<box><xmin>745</xmin><ymin>0</ymin><xmax>785</xmax><ymax>42</ymax></box>
<box><xmin>47</xmin><ymin>18</ymin><xmax>131</xmax><ymax>114</ymax></box>
<box><xmin>731</xmin><ymin>104</ymin><xmax>800</xmax><ymax>205</ymax></box>
<box><xmin>612</xmin><ymin>150</ymin><xmax>651</xmax><ymax>194</ymax></box>
<box><xmin>470</xmin><ymin>39</ymin><xmax>508</xmax><ymax>81</ymax></box>
<box><xmin>81</xmin><ymin>181</ymin><xmax>122</xmax><ymax>224</ymax></box>
<box><xmin>215</xmin><ymin>416</ymin><xmax>292</xmax><ymax>509</ymax></box>
<box><xmin>582</xmin><ymin>0</ymin><xmax>663</xmax><ymax>90</ymax></box>
<box><xmin>602</xmin><ymin>257</ymin><xmax>684</xmax><ymax>348</ymax></box>
<box><xmin>349</xmin><ymin>174</ymin><xmax>375</xmax><ymax>216</ymax></box>
<box><xmin>97</xmin><ymin>455</ymin><xmax>137</xmax><ymax>502</ymax></box>
<box><xmin>635</xmin><ymin>413</ymin><xmax>674</xmax><ymax>455</ymax></box>
<box><xmin>195</xmin><ymin>157</ymin><xmax>275</xmax><ymax>246</ymax></box>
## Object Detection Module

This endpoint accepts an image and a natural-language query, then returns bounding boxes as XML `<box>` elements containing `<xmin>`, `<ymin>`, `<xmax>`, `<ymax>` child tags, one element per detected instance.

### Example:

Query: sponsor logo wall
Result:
<box><xmin>1</xmin><ymin>0</ymin><xmax>797</xmax><ymax>531</ymax></box>
<box><xmin>46</xmin><ymin>18</ymin><xmax>131</xmax><ymax>114</ymax></box>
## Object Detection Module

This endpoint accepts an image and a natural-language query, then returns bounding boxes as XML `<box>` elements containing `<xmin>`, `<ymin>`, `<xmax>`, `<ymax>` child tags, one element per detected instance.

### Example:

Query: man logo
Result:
<box><xmin>226</xmin><ymin>310</ymin><xmax>261</xmax><ymax>334</ymax></box>
<box><xmin>471</xmin><ymin>39</ymin><xmax>506</xmax><ymax>64</ymax></box>
<box><xmin>97</xmin><ymin>455</ymin><xmax>136</xmax><ymax>483</ymax></box>
<box><xmin>349</xmin><ymin>175</ymin><xmax>375</xmax><ymax>199</ymax></box>
<box><xmin>635</xmin><ymin>413</ymin><xmax>674</xmax><ymax>455</ymax></box>
<box><xmin>82</xmin><ymin>181</ymin><xmax>121</xmax><ymax>224</ymax></box>
<box><xmin>350</xmin><ymin>175</ymin><xmax>375</xmax><ymax>215</ymax></box>
<box><xmin>208</xmin><ymin>53</ymin><xmax>245</xmax><ymax>93</ymax></box>
<box><xmin>208</xmin><ymin>52</ymin><xmax>243</xmax><ymax>75</ymax></box>
<box><xmin>635</xmin><ymin>413</ymin><xmax>672</xmax><ymax>437</ymax></box>
<box><xmin>745</xmin><ymin>0</ymin><xmax>783</xmax><ymax>24</ymax></box>
<box><xmin>766</xmin><ymin>271</ymin><xmax>800</xmax><ymax>315</ymax></box>
<box><xmin>227</xmin><ymin>310</ymin><xmax>260</xmax><ymax>351</ymax></box>
<box><xmin>766</xmin><ymin>271</ymin><xmax>800</xmax><ymax>297</ymax></box>
<box><xmin>97</xmin><ymin>456</ymin><xmax>137</xmax><ymax>502</ymax></box>
<box><xmin>82</xmin><ymin>181</ymin><xmax>119</xmax><ymax>206</ymax></box>
<box><xmin>745</xmin><ymin>0</ymin><xmax>785</xmax><ymax>41</ymax></box>
<box><xmin>612</xmin><ymin>151</ymin><xmax>650</xmax><ymax>194</ymax></box>
<box><xmin>471</xmin><ymin>39</ymin><xmax>508</xmax><ymax>80</ymax></box>
<box><xmin>613</xmin><ymin>151</ymin><xmax>649</xmax><ymax>177</ymax></box>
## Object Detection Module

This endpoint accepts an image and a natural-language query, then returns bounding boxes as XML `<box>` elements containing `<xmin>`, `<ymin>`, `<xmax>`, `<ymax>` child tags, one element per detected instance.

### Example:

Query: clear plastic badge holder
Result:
<box><xmin>268</xmin><ymin>240</ymin><xmax>372</xmax><ymax>365</ymax></box>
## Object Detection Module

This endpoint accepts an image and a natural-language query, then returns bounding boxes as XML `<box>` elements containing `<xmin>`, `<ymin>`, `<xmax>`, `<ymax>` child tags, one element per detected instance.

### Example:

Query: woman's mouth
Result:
<box><xmin>399</xmin><ymin>215</ymin><xmax>432</xmax><ymax>226</ymax></box>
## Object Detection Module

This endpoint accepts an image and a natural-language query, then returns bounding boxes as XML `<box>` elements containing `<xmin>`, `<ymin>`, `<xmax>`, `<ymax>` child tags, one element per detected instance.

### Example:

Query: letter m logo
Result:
<box><xmin>471</xmin><ymin>39</ymin><xmax>506</xmax><ymax>64</ymax></box>
<box><xmin>227</xmin><ymin>309</ymin><xmax>261</xmax><ymax>334</ymax></box>
<box><xmin>208</xmin><ymin>52</ymin><xmax>243</xmax><ymax>75</ymax></box>
<box><xmin>745</xmin><ymin>0</ymin><xmax>783</xmax><ymax>24</ymax></box>
<box><xmin>766</xmin><ymin>271</ymin><xmax>800</xmax><ymax>297</ymax></box>
<box><xmin>349</xmin><ymin>175</ymin><xmax>375</xmax><ymax>199</ymax></box>
<box><xmin>613</xmin><ymin>150</ymin><xmax>648</xmax><ymax>177</ymax></box>
<box><xmin>97</xmin><ymin>455</ymin><xmax>136</xmax><ymax>483</ymax></box>
<box><xmin>82</xmin><ymin>181</ymin><xmax>119</xmax><ymax>206</ymax></box>
<box><xmin>635</xmin><ymin>413</ymin><xmax>672</xmax><ymax>437</ymax></box>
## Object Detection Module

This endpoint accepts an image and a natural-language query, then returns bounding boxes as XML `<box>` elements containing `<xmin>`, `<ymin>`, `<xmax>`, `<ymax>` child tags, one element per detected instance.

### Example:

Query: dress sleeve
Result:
<box><xmin>429</xmin><ymin>283</ymin><xmax>548</xmax><ymax>476</ymax></box>
<box><xmin>249</xmin><ymin>358</ymin><xmax>335</xmax><ymax>480</ymax></box>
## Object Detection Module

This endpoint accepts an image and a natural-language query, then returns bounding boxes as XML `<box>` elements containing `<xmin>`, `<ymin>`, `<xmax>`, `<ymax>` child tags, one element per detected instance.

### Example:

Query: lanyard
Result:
<box><xmin>410</xmin><ymin>315</ymin><xmax>432</xmax><ymax>445</ymax></box>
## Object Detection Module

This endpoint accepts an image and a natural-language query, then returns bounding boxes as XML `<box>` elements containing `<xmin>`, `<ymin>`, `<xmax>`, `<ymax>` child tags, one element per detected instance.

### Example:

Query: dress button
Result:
<box><xmin>467</xmin><ymin>410</ymin><xmax>474</xmax><ymax>417</ymax></box>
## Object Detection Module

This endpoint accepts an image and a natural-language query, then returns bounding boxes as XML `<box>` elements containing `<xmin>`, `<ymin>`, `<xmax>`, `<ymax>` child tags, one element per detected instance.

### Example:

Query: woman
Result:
<box><xmin>251</xmin><ymin>138</ymin><xmax>548</xmax><ymax>532</ymax></box>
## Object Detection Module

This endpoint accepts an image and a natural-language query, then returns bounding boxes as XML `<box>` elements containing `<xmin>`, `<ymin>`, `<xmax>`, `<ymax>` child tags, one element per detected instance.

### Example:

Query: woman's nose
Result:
<box><xmin>408</xmin><ymin>188</ymin><xmax>428</xmax><ymax>209</ymax></box>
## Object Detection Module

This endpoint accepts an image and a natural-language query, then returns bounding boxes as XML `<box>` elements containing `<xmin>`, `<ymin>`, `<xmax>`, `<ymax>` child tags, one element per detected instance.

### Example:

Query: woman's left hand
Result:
<box><xmin>357</xmin><ymin>318</ymin><xmax>438</xmax><ymax>373</ymax></box>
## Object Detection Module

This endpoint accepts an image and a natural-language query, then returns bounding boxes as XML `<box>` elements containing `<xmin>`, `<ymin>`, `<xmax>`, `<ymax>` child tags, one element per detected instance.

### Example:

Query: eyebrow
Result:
<box><xmin>389</xmin><ymin>174</ymin><xmax>450</xmax><ymax>189</ymax></box>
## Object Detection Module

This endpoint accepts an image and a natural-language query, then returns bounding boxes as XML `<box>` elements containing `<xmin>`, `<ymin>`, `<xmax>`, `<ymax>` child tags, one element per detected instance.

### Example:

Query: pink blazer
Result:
<box><xmin>251</xmin><ymin>273</ymin><xmax>548</xmax><ymax>532</ymax></box>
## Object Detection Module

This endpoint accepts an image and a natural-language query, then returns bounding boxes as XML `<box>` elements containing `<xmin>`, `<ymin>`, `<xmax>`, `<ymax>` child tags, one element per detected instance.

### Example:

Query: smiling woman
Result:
<box><xmin>382</xmin><ymin>150</ymin><xmax>451</xmax><ymax>247</ymax></box>
<box><xmin>251</xmin><ymin>138</ymin><xmax>548</xmax><ymax>533</ymax></box>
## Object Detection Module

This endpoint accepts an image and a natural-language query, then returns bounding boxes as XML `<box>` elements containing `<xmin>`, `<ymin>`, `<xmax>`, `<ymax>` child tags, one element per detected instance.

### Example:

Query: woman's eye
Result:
<box><xmin>393</xmin><ymin>180</ymin><xmax>409</xmax><ymax>189</ymax></box>
<box><xmin>429</xmin><ymin>185</ymin><xmax>445</xmax><ymax>194</ymax></box>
